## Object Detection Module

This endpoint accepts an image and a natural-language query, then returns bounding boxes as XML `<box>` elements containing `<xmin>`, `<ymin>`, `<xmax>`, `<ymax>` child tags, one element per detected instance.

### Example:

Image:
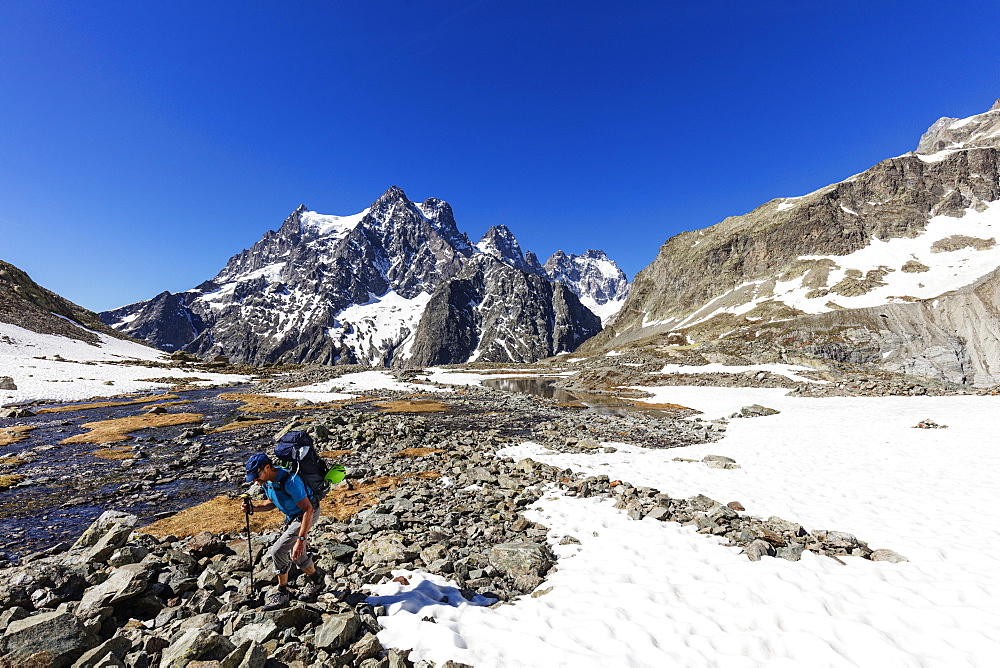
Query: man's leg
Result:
<box><xmin>269</xmin><ymin>519</ymin><xmax>303</xmax><ymax>585</ymax></box>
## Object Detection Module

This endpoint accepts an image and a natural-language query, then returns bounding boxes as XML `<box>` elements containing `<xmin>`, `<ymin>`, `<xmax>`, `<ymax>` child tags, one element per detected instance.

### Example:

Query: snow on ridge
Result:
<box><xmin>581</xmin><ymin>295</ymin><xmax>626</xmax><ymax>325</ymax></box>
<box><xmin>198</xmin><ymin>261</ymin><xmax>287</xmax><ymax>309</ymax></box>
<box><xmin>300</xmin><ymin>208</ymin><xmax>370</xmax><ymax>239</ymax></box>
<box><xmin>326</xmin><ymin>290</ymin><xmax>432</xmax><ymax>364</ymax></box>
<box><xmin>667</xmin><ymin>201</ymin><xmax>1000</xmax><ymax>330</ymax></box>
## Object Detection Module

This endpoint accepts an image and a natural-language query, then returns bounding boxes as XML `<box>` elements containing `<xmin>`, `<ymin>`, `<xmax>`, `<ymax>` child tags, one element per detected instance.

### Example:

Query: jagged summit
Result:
<box><xmin>100</xmin><ymin>187</ymin><xmax>612</xmax><ymax>366</ymax></box>
<box><xmin>476</xmin><ymin>225</ymin><xmax>536</xmax><ymax>274</ymax></box>
<box><xmin>543</xmin><ymin>249</ymin><xmax>630</xmax><ymax>325</ymax></box>
<box><xmin>915</xmin><ymin>99</ymin><xmax>1000</xmax><ymax>155</ymax></box>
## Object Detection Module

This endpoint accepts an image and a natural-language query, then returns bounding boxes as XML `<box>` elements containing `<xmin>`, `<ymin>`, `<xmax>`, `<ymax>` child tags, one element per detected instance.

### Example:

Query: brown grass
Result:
<box><xmin>320</xmin><ymin>472</ymin><xmax>439</xmax><ymax>521</ymax></box>
<box><xmin>61</xmin><ymin>412</ymin><xmax>204</xmax><ymax>445</ymax></box>
<box><xmin>0</xmin><ymin>425</ymin><xmax>34</xmax><ymax>446</ymax></box>
<box><xmin>372</xmin><ymin>399</ymin><xmax>449</xmax><ymax>413</ymax></box>
<box><xmin>0</xmin><ymin>456</ymin><xmax>28</xmax><ymax>469</ymax></box>
<box><xmin>0</xmin><ymin>475</ymin><xmax>25</xmax><ymax>491</ymax></box>
<box><xmin>91</xmin><ymin>446</ymin><xmax>134</xmax><ymax>460</ymax></box>
<box><xmin>209</xmin><ymin>418</ymin><xmax>283</xmax><ymax>434</ymax></box>
<box><xmin>138</xmin><ymin>495</ymin><xmax>287</xmax><ymax>538</ymax></box>
<box><xmin>139</xmin><ymin>470</ymin><xmax>444</xmax><ymax>538</ymax></box>
<box><xmin>395</xmin><ymin>447</ymin><xmax>445</xmax><ymax>458</ymax></box>
<box><xmin>630</xmin><ymin>401</ymin><xmax>695</xmax><ymax>411</ymax></box>
<box><xmin>318</xmin><ymin>450</ymin><xmax>353</xmax><ymax>458</ymax></box>
<box><xmin>36</xmin><ymin>394</ymin><xmax>180</xmax><ymax>414</ymax></box>
<box><xmin>218</xmin><ymin>393</ymin><xmax>349</xmax><ymax>414</ymax></box>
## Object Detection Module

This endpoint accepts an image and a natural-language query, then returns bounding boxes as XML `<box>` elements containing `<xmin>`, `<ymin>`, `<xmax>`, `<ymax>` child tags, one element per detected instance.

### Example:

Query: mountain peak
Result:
<box><xmin>476</xmin><ymin>225</ymin><xmax>529</xmax><ymax>271</ymax></box>
<box><xmin>377</xmin><ymin>185</ymin><xmax>408</xmax><ymax>203</ymax></box>
<box><xmin>916</xmin><ymin>99</ymin><xmax>1000</xmax><ymax>155</ymax></box>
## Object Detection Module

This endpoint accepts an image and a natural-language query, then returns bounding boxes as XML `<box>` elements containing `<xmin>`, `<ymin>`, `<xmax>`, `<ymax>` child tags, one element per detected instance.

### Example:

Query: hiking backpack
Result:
<box><xmin>273</xmin><ymin>430</ymin><xmax>330</xmax><ymax>503</ymax></box>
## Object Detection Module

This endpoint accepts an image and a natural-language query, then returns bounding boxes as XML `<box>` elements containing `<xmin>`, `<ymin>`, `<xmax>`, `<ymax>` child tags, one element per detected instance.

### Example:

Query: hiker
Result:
<box><xmin>242</xmin><ymin>453</ymin><xmax>324</xmax><ymax>608</ymax></box>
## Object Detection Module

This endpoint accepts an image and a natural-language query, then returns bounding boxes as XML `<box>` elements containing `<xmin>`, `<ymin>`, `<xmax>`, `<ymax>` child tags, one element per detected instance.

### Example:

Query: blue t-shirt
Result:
<box><xmin>263</xmin><ymin>468</ymin><xmax>311</xmax><ymax>519</ymax></box>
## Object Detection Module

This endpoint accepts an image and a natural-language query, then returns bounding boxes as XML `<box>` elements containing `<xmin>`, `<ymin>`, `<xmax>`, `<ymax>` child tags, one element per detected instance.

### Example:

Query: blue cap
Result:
<box><xmin>245</xmin><ymin>453</ymin><xmax>272</xmax><ymax>482</ymax></box>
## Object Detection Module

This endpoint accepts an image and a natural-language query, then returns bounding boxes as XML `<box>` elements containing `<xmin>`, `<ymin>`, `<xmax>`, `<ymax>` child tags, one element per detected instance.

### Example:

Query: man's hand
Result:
<box><xmin>240</xmin><ymin>498</ymin><xmax>254</xmax><ymax>515</ymax></box>
<box><xmin>291</xmin><ymin>537</ymin><xmax>306</xmax><ymax>561</ymax></box>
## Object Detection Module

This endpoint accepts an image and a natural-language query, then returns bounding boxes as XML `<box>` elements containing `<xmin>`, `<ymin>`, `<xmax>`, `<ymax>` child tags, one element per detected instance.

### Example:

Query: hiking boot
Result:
<box><xmin>262</xmin><ymin>587</ymin><xmax>290</xmax><ymax>611</ymax></box>
<box><xmin>297</xmin><ymin>581</ymin><xmax>323</xmax><ymax>603</ymax></box>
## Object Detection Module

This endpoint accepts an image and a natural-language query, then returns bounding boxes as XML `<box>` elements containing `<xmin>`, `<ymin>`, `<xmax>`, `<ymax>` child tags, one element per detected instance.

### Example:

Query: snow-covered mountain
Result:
<box><xmin>588</xmin><ymin>98</ymin><xmax>1000</xmax><ymax>386</ymax></box>
<box><xmin>101</xmin><ymin>187</ymin><xmax>611</xmax><ymax>366</ymax></box>
<box><xmin>543</xmin><ymin>250</ymin><xmax>630</xmax><ymax>325</ymax></box>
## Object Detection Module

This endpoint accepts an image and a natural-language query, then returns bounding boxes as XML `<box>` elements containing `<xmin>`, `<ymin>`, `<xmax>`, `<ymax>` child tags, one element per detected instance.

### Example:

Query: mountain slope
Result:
<box><xmin>0</xmin><ymin>260</ymin><xmax>137</xmax><ymax>346</ymax></box>
<box><xmin>587</xmin><ymin>98</ymin><xmax>1000</xmax><ymax>385</ymax></box>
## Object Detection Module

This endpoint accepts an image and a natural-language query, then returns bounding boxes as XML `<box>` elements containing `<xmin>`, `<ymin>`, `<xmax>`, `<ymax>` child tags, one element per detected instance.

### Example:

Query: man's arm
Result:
<box><xmin>242</xmin><ymin>499</ymin><xmax>276</xmax><ymax>513</ymax></box>
<box><xmin>290</xmin><ymin>497</ymin><xmax>315</xmax><ymax>560</ymax></box>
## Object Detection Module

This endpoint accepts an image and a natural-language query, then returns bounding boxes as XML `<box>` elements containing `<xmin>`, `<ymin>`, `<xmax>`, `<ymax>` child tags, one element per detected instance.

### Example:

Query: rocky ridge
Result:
<box><xmin>589</xmin><ymin>98</ymin><xmax>1000</xmax><ymax>386</ymax></box>
<box><xmin>0</xmin><ymin>260</ymin><xmax>138</xmax><ymax>347</ymax></box>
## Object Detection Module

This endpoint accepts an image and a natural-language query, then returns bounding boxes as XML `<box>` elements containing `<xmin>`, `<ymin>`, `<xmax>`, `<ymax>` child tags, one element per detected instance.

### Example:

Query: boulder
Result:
<box><xmin>358</xmin><ymin>535</ymin><xmax>418</xmax><ymax>568</ymax></box>
<box><xmin>78</xmin><ymin>563</ymin><xmax>153</xmax><ymax>616</ymax></box>
<box><xmin>489</xmin><ymin>541</ymin><xmax>552</xmax><ymax>587</ymax></box>
<box><xmin>63</xmin><ymin>511</ymin><xmax>137</xmax><ymax>566</ymax></box>
<box><xmin>871</xmin><ymin>548</ymin><xmax>908</xmax><ymax>563</ymax></box>
<box><xmin>312</xmin><ymin>612</ymin><xmax>361</xmax><ymax>650</ymax></box>
<box><xmin>745</xmin><ymin>539</ymin><xmax>776</xmax><ymax>561</ymax></box>
<box><xmin>0</xmin><ymin>377</ymin><xmax>17</xmax><ymax>391</ymax></box>
<box><xmin>69</xmin><ymin>636</ymin><xmax>132</xmax><ymax>668</ymax></box>
<box><xmin>230</xmin><ymin>620</ymin><xmax>278</xmax><ymax>646</ymax></box>
<box><xmin>159</xmin><ymin>628</ymin><xmax>234</xmax><ymax>668</ymax></box>
<box><xmin>0</xmin><ymin>610</ymin><xmax>97</xmax><ymax>667</ymax></box>
<box><xmin>733</xmin><ymin>404</ymin><xmax>780</xmax><ymax>418</ymax></box>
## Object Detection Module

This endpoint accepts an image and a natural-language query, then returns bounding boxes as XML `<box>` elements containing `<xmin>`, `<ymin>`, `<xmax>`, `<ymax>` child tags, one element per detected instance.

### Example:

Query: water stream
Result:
<box><xmin>0</xmin><ymin>385</ymin><xmax>255</xmax><ymax>560</ymax></box>
<box><xmin>482</xmin><ymin>377</ymin><xmax>673</xmax><ymax>417</ymax></box>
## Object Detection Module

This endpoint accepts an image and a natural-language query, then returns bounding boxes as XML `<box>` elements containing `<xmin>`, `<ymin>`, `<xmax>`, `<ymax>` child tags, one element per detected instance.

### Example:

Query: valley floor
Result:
<box><xmin>1</xmin><ymin>326</ymin><xmax>997</xmax><ymax>666</ymax></box>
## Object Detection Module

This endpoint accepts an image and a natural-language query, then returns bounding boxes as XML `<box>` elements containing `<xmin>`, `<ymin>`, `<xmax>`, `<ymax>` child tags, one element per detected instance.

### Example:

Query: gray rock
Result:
<box><xmin>871</xmin><ymin>549</ymin><xmax>908</xmax><ymax>563</ymax></box>
<box><xmin>745</xmin><ymin>539</ymin><xmax>776</xmax><ymax>562</ymax></box>
<box><xmin>78</xmin><ymin>563</ymin><xmax>152</xmax><ymax>616</ymax></box>
<box><xmin>489</xmin><ymin>541</ymin><xmax>552</xmax><ymax>586</ymax></box>
<box><xmin>351</xmin><ymin>632</ymin><xmax>383</xmax><ymax>662</ymax></box>
<box><xmin>734</xmin><ymin>404</ymin><xmax>780</xmax><ymax>418</ymax></box>
<box><xmin>0</xmin><ymin>610</ymin><xmax>97</xmax><ymax>667</ymax></box>
<box><xmin>775</xmin><ymin>543</ymin><xmax>805</xmax><ymax>561</ymax></box>
<box><xmin>358</xmin><ymin>535</ymin><xmax>418</xmax><ymax>568</ymax></box>
<box><xmin>230</xmin><ymin>620</ymin><xmax>278</xmax><ymax>646</ymax></box>
<box><xmin>0</xmin><ymin>376</ymin><xmax>16</xmax><ymax>390</ymax></box>
<box><xmin>63</xmin><ymin>511</ymin><xmax>137</xmax><ymax>566</ymax></box>
<box><xmin>70</xmin><ymin>636</ymin><xmax>132</xmax><ymax>668</ymax></box>
<box><xmin>159</xmin><ymin>628</ymin><xmax>234</xmax><ymax>668</ymax></box>
<box><xmin>313</xmin><ymin>612</ymin><xmax>361</xmax><ymax>650</ymax></box>
<box><xmin>221</xmin><ymin>640</ymin><xmax>267</xmax><ymax>668</ymax></box>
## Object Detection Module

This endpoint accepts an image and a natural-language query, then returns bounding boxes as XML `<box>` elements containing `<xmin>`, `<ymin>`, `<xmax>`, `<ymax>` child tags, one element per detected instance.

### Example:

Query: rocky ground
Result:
<box><xmin>0</xmin><ymin>365</ymin><xmax>917</xmax><ymax>667</ymax></box>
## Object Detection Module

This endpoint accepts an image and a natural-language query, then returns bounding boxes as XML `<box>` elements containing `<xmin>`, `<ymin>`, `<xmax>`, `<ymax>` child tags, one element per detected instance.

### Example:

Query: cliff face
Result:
<box><xmin>101</xmin><ymin>187</ymin><xmax>609</xmax><ymax>366</ymax></box>
<box><xmin>407</xmin><ymin>255</ymin><xmax>602</xmax><ymax>366</ymax></box>
<box><xmin>587</xmin><ymin>99</ymin><xmax>1000</xmax><ymax>386</ymax></box>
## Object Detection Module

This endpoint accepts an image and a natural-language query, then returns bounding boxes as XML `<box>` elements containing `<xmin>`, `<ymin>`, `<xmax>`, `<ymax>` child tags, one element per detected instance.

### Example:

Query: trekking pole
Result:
<box><xmin>240</xmin><ymin>494</ymin><xmax>255</xmax><ymax>596</ymax></box>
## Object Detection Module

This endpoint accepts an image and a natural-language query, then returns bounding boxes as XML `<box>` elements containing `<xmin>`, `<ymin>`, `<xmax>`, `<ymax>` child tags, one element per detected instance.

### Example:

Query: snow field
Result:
<box><xmin>0</xmin><ymin>321</ymin><xmax>252</xmax><ymax>404</ymax></box>
<box><xmin>368</xmin><ymin>385</ymin><xmax>1000</xmax><ymax>667</ymax></box>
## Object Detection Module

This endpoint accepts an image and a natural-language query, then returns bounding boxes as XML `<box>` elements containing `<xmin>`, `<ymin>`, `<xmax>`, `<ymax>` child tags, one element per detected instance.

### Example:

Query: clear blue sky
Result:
<box><xmin>2</xmin><ymin>0</ymin><xmax>998</xmax><ymax>312</ymax></box>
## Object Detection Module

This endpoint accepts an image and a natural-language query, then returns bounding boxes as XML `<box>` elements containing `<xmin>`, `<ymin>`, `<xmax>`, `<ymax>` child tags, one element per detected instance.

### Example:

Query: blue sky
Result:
<box><xmin>2</xmin><ymin>0</ymin><xmax>998</xmax><ymax>312</ymax></box>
